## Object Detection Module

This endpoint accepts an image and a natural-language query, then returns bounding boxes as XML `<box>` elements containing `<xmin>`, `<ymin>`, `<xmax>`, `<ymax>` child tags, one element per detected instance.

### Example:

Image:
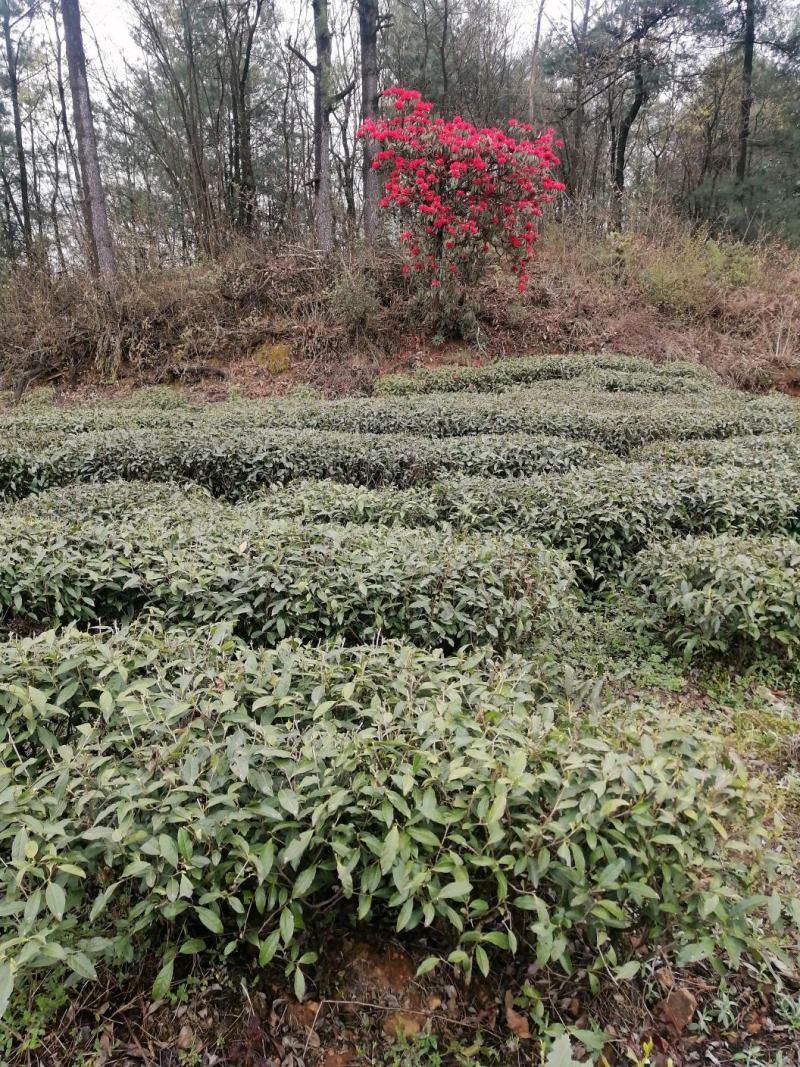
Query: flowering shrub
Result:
<box><xmin>358</xmin><ymin>87</ymin><xmax>565</xmax><ymax>300</ymax></box>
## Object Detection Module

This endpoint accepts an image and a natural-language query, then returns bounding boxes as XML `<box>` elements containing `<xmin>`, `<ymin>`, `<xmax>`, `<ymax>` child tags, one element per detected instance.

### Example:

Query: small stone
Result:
<box><xmin>176</xmin><ymin>1025</ymin><xmax>195</xmax><ymax>1050</ymax></box>
<box><xmin>660</xmin><ymin>987</ymin><xmax>698</xmax><ymax>1034</ymax></box>
<box><xmin>382</xmin><ymin>1011</ymin><xmax>422</xmax><ymax>1039</ymax></box>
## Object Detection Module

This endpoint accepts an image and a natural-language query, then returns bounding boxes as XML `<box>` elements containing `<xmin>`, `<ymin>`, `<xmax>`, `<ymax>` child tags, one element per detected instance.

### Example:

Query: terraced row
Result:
<box><xmin>374</xmin><ymin>353</ymin><xmax>717</xmax><ymax>395</ymax></box>
<box><xmin>1</xmin><ymin>415</ymin><xmax>798</xmax><ymax>506</ymax></box>
<box><xmin>7</xmin><ymin>474</ymin><xmax>800</xmax><ymax>663</ymax></box>
<box><xmin>0</xmin><ymin>429</ymin><xmax>608</xmax><ymax>502</ymax></box>
<box><xmin>275</xmin><ymin>390</ymin><xmax>797</xmax><ymax>447</ymax></box>
<box><xmin>0</xmin><ymin>507</ymin><xmax>571</xmax><ymax>651</ymax></box>
<box><xmin>0</xmin><ymin>623</ymin><xmax>772</xmax><ymax>999</ymax></box>
<box><xmin>2</xmin><ymin>379</ymin><xmax>796</xmax><ymax>451</ymax></box>
<box><xmin>15</xmin><ymin>454</ymin><xmax>799</xmax><ymax>578</ymax></box>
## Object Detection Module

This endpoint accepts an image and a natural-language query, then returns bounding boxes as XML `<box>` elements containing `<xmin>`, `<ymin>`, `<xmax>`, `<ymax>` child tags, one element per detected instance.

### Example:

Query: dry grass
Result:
<box><xmin>0</xmin><ymin>241</ymin><xmax>408</xmax><ymax>397</ymax></box>
<box><xmin>526</xmin><ymin>210</ymin><xmax>800</xmax><ymax>388</ymax></box>
<box><xmin>0</xmin><ymin>214</ymin><xmax>797</xmax><ymax>398</ymax></box>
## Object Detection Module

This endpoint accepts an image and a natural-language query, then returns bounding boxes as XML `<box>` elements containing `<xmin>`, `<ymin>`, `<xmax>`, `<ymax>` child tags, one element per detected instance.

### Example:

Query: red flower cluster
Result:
<box><xmin>358</xmin><ymin>88</ymin><xmax>565</xmax><ymax>294</ymax></box>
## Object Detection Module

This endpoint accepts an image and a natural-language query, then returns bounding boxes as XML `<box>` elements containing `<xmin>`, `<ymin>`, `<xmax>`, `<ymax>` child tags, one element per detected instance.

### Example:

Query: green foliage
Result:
<box><xmin>0</xmin><ymin>506</ymin><xmax>572</xmax><ymax>651</ymax></box>
<box><xmin>0</xmin><ymin>624</ymin><xmax>779</xmax><ymax>1013</ymax></box>
<box><xmin>640</xmin><ymin>434</ymin><xmax>800</xmax><ymax>470</ymax></box>
<box><xmin>10</xmin><ymin>451</ymin><xmax>800</xmax><ymax>591</ymax></box>
<box><xmin>238</xmin><ymin>460</ymin><xmax>800</xmax><ymax>582</ymax></box>
<box><xmin>9</xmin><ymin>480</ymin><xmax>217</xmax><ymax>523</ymax></box>
<box><xmin>0</xmin><ymin>429</ymin><xmax>609</xmax><ymax>503</ymax></box>
<box><xmin>0</xmin><ymin>352</ymin><xmax>797</xmax><ymax>1038</ymax></box>
<box><xmin>374</xmin><ymin>354</ymin><xmax>715</xmax><ymax>396</ymax></box>
<box><xmin>384</xmin><ymin>1030</ymin><xmax>442</xmax><ymax>1067</ymax></box>
<box><xmin>626</xmin><ymin>234</ymin><xmax>758</xmax><ymax>317</ymax></box>
<box><xmin>631</xmin><ymin>535</ymin><xmax>800</xmax><ymax>661</ymax></box>
<box><xmin>0</xmin><ymin>970</ymin><xmax>68</xmax><ymax>1061</ymax></box>
<box><xmin>1</xmin><ymin>366</ymin><xmax>794</xmax><ymax>471</ymax></box>
<box><xmin>115</xmin><ymin>386</ymin><xmax>191</xmax><ymax>411</ymax></box>
<box><xmin>289</xmin><ymin>390</ymin><xmax>796</xmax><ymax>450</ymax></box>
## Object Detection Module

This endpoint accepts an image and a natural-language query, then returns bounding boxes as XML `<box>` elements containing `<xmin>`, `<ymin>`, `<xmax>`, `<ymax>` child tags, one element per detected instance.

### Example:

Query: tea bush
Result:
<box><xmin>14</xmin><ymin>460</ymin><xmax>800</xmax><ymax>584</ymax></box>
<box><xmin>246</xmin><ymin>461</ymin><xmax>800</xmax><ymax>578</ymax></box>
<box><xmin>0</xmin><ymin>430</ymin><xmax>610</xmax><ymax>503</ymax></box>
<box><xmin>293</xmin><ymin>392</ymin><xmax>797</xmax><ymax>449</ymax></box>
<box><xmin>631</xmin><ymin>534</ymin><xmax>800</xmax><ymax>660</ymax></box>
<box><xmin>0</xmin><ymin>624</ymin><xmax>780</xmax><ymax>1010</ymax></box>
<box><xmin>9</xmin><ymin>480</ymin><xmax>218</xmax><ymax>522</ymax></box>
<box><xmin>2</xmin><ymin>375</ymin><xmax>794</xmax><ymax>458</ymax></box>
<box><xmin>639</xmin><ymin>434</ymin><xmax>800</xmax><ymax>469</ymax></box>
<box><xmin>0</xmin><ymin>509</ymin><xmax>571</xmax><ymax>651</ymax></box>
<box><xmin>374</xmin><ymin>354</ymin><xmax>714</xmax><ymax>396</ymax></box>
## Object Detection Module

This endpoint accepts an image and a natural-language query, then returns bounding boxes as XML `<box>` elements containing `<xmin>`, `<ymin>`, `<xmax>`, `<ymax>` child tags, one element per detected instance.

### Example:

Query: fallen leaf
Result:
<box><xmin>504</xmin><ymin>990</ymin><xmax>531</xmax><ymax>1040</ymax></box>
<box><xmin>655</xmin><ymin>966</ymin><xmax>674</xmax><ymax>991</ymax></box>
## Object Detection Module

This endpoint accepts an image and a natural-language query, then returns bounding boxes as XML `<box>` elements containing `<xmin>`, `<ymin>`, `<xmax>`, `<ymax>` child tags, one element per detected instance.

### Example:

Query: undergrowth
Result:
<box><xmin>0</xmin><ymin>212</ymin><xmax>797</xmax><ymax>398</ymax></box>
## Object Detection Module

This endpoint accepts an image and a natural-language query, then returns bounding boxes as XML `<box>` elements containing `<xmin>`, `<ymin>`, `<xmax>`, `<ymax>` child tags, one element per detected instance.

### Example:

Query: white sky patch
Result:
<box><xmin>80</xmin><ymin>0</ymin><xmax>134</xmax><ymax>62</ymax></box>
<box><xmin>77</xmin><ymin>0</ymin><xmax>571</xmax><ymax>70</ymax></box>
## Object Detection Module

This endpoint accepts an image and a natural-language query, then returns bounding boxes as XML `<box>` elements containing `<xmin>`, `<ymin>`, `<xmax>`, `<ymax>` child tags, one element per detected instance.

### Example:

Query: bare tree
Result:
<box><xmin>567</xmin><ymin>0</ymin><xmax>591</xmax><ymax>198</ymax></box>
<box><xmin>1</xmin><ymin>0</ymin><xmax>34</xmax><ymax>255</ymax></box>
<box><xmin>611</xmin><ymin>40</ymin><xmax>647</xmax><ymax>229</ymax></box>
<box><xmin>313</xmin><ymin>0</ymin><xmax>334</xmax><ymax>251</ymax></box>
<box><xmin>60</xmin><ymin>0</ymin><xmax>117</xmax><ymax>277</ymax></box>
<box><xmin>735</xmin><ymin>0</ymin><xmax>755</xmax><ymax>182</ymax></box>
<box><xmin>527</xmin><ymin>0</ymin><xmax>547</xmax><ymax>125</ymax></box>
<box><xmin>358</xmin><ymin>0</ymin><xmax>380</xmax><ymax>243</ymax></box>
<box><xmin>218</xmin><ymin>0</ymin><xmax>266</xmax><ymax>233</ymax></box>
<box><xmin>288</xmin><ymin>0</ymin><xmax>353</xmax><ymax>252</ymax></box>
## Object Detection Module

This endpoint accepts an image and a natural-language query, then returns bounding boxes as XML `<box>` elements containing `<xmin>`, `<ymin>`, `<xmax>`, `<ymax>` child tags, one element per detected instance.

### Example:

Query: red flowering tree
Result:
<box><xmin>358</xmin><ymin>88</ymin><xmax>565</xmax><ymax>313</ymax></box>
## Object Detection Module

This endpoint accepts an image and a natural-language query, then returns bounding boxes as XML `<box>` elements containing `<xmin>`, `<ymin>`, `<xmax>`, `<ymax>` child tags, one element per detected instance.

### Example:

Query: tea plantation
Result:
<box><xmin>1</xmin><ymin>357</ymin><xmax>799</xmax><ymax>1064</ymax></box>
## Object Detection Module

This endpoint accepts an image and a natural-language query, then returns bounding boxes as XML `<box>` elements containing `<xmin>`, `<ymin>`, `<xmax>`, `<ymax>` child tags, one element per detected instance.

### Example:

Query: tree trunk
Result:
<box><xmin>438</xmin><ymin>0</ymin><xmax>449</xmax><ymax>112</ymax></box>
<box><xmin>2</xmin><ymin>4</ymin><xmax>33</xmax><ymax>255</ymax></box>
<box><xmin>527</xmin><ymin>0</ymin><xmax>547</xmax><ymax>126</ymax></box>
<box><xmin>611</xmin><ymin>43</ymin><xmax>646</xmax><ymax>230</ymax></box>
<box><xmin>60</xmin><ymin>0</ymin><xmax>117</xmax><ymax>278</ymax></box>
<box><xmin>219</xmin><ymin>0</ymin><xmax>264</xmax><ymax>233</ymax></box>
<box><xmin>313</xmin><ymin>0</ymin><xmax>334</xmax><ymax>253</ymax></box>
<box><xmin>238</xmin><ymin>81</ymin><xmax>256</xmax><ymax>230</ymax></box>
<box><xmin>358</xmin><ymin>0</ymin><xmax>380</xmax><ymax>244</ymax></box>
<box><xmin>52</xmin><ymin>1</ymin><xmax>97</xmax><ymax>272</ymax></box>
<box><xmin>237</xmin><ymin>1</ymin><xmax>264</xmax><ymax>232</ymax></box>
<box><xmin>568</xmin><ymin>0</ymin><xmax>591</xmax><ymax>199</ymax></box>
<box><xmin>735</xmin><ymin>0</ymin><xmax>755</xmax><ymax>184</ymax></box>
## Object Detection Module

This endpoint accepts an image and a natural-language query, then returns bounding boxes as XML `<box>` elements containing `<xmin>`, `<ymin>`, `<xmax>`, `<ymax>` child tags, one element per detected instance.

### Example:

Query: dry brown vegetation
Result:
<box><xmin>0</xmin><ymin>214</ymin><xmax>798</xmax><ymax>400</ymax></box>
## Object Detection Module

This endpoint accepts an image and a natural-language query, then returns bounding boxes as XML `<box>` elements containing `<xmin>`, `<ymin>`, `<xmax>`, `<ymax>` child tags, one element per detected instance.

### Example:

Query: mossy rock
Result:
<box><xmin>253</xmin><ymin>342</ymin><xmax>292</xmax><ymax>374</ymax></box>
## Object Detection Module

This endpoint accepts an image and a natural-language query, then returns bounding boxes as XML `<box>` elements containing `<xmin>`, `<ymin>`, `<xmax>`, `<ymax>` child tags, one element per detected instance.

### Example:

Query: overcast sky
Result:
<box><xmin>81</xmin><ymin>0</ymin><xmax>134</xmax><ymax>56</ymax></box>
<box><xmin>79</xmin><ymin>0</ymin><xmax>571</xmax><ymax>66</ymax></box>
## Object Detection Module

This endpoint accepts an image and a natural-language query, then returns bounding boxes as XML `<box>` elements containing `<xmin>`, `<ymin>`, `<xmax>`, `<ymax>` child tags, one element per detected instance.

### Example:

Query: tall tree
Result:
<box><xmin>735</xmin><ymin>0</ymin><xmax>755</xmax><ymax>182</ymax></box>
<box><xmin>60</xmin><ymin>0</ymin><xmax>117</xmax><ymax>277</ymax></box>
<box><xmin>289</xmin><ymin>0</ymin><xmax>353</xmax><ymax>252</ymax></box>
<box><xmin>358</xmin><ymin>0</ymin><xmax>380</xmax><ymax>243</ymax></box>
<box><xmin>527</xmin><ymin>0</ymin><xmax>547</xmax><ymax>125</ymax></box>
<box><xmin>566</xmin><ymin>0</ymin><xmax>592</xmax><ymax>198</ymax></box>
<box><xmin>1</xmin><ymin>0</ymin><xmax>33</xmax><ymax>255</ymax></box>
<box><xmin>218</xmin><ymin>0</ymin><xmax>266</xmax><ymax>233</ymax></box>
<box><xmin>611</xmin><ymin>39</ymin><xmax>648</xmax><ymax>228</ymax></box>
<box><xmin>312</xmin><ymin>0</ymin><xmax>333</xmax><ymax>252</ymax></box>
